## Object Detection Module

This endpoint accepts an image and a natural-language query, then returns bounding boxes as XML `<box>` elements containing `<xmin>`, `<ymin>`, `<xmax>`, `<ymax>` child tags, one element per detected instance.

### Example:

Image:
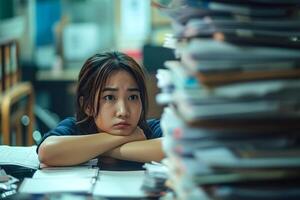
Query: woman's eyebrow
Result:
<box><xmin>102</xmin><ymin>87</ymin><xmax>117</xmax><ymax>92</ymax></box>
<box><xmin>128</xmin><ymin>88</ymin><xmax>140</xmax><ymax>92</ymax></box>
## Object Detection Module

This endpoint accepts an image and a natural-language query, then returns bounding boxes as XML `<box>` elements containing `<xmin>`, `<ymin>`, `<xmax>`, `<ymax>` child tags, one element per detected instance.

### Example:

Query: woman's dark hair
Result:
<box><xmin>75</xmin><ymin>51</ymin><xmax>149</xmax><ymax>133</ymax></box>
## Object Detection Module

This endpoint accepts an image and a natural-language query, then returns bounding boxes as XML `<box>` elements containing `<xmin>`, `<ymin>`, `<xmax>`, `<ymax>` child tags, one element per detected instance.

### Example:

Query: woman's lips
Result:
<box><xmin>113</xmin><ymin>122</ymin><xmax>130</xmax><ymax>129</ymax></box>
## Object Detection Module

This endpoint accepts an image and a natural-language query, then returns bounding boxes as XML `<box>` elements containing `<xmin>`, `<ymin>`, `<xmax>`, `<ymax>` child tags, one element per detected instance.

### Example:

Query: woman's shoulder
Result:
<box><xmin>146</xmin><ymin>119</ymin><xmax>162</xmax><ymax>139</ymax></box>
<box><xmin>48</xmin><ymin>117</ymin><xmax>78</xmax><ymax>135</ymax></box>
<box><xmin>57</xmin><ymin>117</ymin><xmax>76</xmax><ymax>126</ymax></box>
<box><xmin>146</xmin><ymin>118</ymin><xmax>160</xmax><ymax>127</ymax></box>
<box><xmin>36</xmin><ymin>117</ymin><xmax>78</xmax><ymax>153</ymax></box>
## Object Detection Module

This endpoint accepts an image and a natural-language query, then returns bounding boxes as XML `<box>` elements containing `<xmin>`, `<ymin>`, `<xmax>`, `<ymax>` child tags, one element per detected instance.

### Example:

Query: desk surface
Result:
<box><xmin>4</xmin><ymin>160</ymin><xmax>160</xmax><ymax>200</ymax></box>
<box><xmin>99</xmin><ymin>159</ymin><xmax>145</xmax><ymax>171</ymax></box>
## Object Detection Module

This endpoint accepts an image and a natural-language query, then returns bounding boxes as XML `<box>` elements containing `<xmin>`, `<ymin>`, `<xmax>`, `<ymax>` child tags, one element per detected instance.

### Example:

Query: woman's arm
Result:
<box><xmin>103</xmin><ymin>138</ymin><xmax>165</xmax><ymax>162</ymax></box>
<box><xmin>38</xmin><ymin>131</ymin><xmax>146</xmax><ymax>166</ymax></box>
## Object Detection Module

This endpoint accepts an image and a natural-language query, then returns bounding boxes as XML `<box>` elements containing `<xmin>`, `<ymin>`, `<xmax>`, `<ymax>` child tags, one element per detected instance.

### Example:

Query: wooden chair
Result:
<box><xmin>0</xmin><ymin>38</ymin><xmax>35</xmax><ymax>146</ymax></box>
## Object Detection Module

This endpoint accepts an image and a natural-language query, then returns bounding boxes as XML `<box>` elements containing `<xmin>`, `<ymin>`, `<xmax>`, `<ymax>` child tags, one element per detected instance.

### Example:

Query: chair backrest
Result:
<box><xmin>0</xmin><ymin>38</ymin><xmax>35</xmax><ymax>146</ymax></box>
<box><xmin>0</xmin><ymin>40</ymin><xmax>20</xmax><ymax>92</ymax></box>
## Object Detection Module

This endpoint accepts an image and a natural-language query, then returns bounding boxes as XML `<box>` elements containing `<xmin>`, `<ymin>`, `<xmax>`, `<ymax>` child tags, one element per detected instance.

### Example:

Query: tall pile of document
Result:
<box><xmin>141</xmin><ymin>162</ymin><xmax>169</xmax><ymax>196</ymax></box>
<box><xmin>156</xmin><ymin>0</ymin><xmax>300</xmax><ymax>199</ymax></box>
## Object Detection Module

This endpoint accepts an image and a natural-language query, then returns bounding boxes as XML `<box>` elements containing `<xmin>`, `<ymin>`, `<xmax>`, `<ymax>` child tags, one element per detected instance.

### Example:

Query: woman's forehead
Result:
<box><xmin>104</xmin><ymin>70</ymin><xmax>138</xmax><ymax>88</ymax></box>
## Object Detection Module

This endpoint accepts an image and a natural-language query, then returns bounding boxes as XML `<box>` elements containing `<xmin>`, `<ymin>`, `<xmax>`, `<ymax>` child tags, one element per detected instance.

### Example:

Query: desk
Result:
<box><xmin>1</xmin><ymin>159</ymin><xmax>145</xmax><ymax>181</ymax></box>
<box><xmin>4</xmin><ymin>160</ymin><xmax>161</xmax><ymax>200</ymax></box>
<box><xmin>100</xmin><ymin>159</ymin><xmax>144</xmax><ymax>171</ymax></box>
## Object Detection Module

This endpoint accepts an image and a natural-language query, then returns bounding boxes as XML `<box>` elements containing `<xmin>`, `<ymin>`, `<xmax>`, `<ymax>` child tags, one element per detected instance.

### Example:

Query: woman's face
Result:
<box><xmin>94</xmin><ymin>70</ymin><xmax>142</xmax><ymax>136</ymax></box>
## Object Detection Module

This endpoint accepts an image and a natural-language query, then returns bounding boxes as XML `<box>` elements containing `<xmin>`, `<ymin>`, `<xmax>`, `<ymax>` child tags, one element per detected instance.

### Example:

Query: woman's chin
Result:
<box><xmin>109</xmin><ymin>130</ymin><xmax>132</xmax><ymax>136</ymax></box>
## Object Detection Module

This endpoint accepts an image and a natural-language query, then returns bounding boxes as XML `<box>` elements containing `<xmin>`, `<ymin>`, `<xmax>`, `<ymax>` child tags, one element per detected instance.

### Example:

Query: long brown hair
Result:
<box><xmin>75</xmin><ymin>51</ymin><xmax>149</xmax><ymax>133</ymax></box>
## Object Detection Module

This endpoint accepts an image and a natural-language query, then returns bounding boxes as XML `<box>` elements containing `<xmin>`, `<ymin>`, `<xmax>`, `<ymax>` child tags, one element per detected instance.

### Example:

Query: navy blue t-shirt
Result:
<box><xmin>37</xmin><ymin>117</ymin><xmax>162</xmax><ymax>152</ymax></box>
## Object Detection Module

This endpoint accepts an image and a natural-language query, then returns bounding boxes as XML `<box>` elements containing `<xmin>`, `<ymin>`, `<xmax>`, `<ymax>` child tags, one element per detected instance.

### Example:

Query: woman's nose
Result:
<box><xmin>116</xmin><ymin>100</ymin><xmax>129</xmax><ymax>118</ymax></box>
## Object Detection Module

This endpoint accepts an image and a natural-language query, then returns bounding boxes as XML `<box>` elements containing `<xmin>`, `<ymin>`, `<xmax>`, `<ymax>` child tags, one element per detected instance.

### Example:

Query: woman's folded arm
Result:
<box><xmin>38</xmin><ymin>131</ymin><xmax>146</xmax><ymax>166</ymax></box>
<box><xmin>103</xmin><ymin>138</ymin><xmax>165</xmax><ymax>162</ymax></box>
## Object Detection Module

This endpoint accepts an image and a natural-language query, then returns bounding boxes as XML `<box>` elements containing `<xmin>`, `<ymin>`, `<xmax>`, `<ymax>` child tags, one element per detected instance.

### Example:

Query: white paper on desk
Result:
<box><xmin>18</xmin><ymin>177</ymin><xmax>94</xmax><ymax>194</ymax></box>
<box><xmin>93</xmin><ymin>170</ymin><xmax>146</xmax><ymax>197</ymax></box>
<box><xmin>33</xmin><ymin>167</ymin><xmax>99</xmax><ymax>179</ymax></box>
<box><xmin>0</xmin><ymin>145</ymin><xmax>39</xmax><ymax>169</ymax></box>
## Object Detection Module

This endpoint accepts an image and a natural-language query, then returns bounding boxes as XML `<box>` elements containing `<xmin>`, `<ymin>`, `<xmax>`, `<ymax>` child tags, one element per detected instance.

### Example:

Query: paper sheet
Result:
<box><xmin>19</xmin><ymin>177</ymin><xmax>94</xmax><ymax>194</ymax></box>
<box><xmin>93</xmin><ymin>170</ymin><xmax>146</xmax><ymax>197</ymax></box>
<box><xmin>33</xmin><ymin>167</ymin><xmax>99</xmax><ymax>179</ymax></box>
<box><xmin>0</xmin><ymin>145</ymin><xmax>39</xmax><ymax>169</ymax></box>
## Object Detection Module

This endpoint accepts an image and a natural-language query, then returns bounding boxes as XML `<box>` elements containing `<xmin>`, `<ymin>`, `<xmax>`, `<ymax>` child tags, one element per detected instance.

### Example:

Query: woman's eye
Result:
<box><xmin>129</xmin><ymin>95</ymin><xmax>139</xmax><ymax>101</ymax></box>
<box><xmin>103</xmin><ymin>95</ymin><xmax>115</xmax><ymax>101</ymax></box>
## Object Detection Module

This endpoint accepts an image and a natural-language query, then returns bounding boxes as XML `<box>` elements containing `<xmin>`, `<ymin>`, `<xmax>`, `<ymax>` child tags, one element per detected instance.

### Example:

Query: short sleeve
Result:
<box><xmin>146</xmin><ymin>119</ymin><xmax>163</xmax><ymax>139</ymax></box>
<box><xmin>36</xmin><ymin>117</ymin><xmax>79</xmax><ymax>153</ymax></box>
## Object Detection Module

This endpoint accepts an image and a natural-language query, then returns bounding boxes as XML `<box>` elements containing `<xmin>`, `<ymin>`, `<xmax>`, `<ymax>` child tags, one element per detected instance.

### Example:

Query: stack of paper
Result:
<box><xmin>141</xmin><ymin>162</ymin><xmax>169</xmax><ymax>196</ymax></box>
<box><xmin>155</xmin><ymin>0</ymin><xmax>300</xmax><ymax>199</ymax></box>
<box><xmin>0</xmin><ymin>146</ymin><xmax>151</xmax><ymax>197</ymax></box>
<box><xmin>18</xmin><ymin>166</ymin><xmax>99</xmax><ymax>194</ymax></box>
<box><xmin>18</xmin><ymin>161</ymin><xmax>99</xmax><ymax>194</ymax></box>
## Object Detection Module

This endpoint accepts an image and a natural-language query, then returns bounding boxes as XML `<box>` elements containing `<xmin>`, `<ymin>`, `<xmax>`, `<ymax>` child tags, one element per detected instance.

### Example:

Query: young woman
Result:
<box><xmin>37</xmin><ymin>51</ymin><xmax>164</xmax><ymax>166</ymax></box>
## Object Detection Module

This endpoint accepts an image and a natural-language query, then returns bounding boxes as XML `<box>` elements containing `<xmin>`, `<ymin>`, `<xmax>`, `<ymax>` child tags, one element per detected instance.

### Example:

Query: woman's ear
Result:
<box><xmin>85</xmin><ymin>106</ymin><xmax>92</xmax><ymax>116</ymax></box>
<box><xmin>80</xmin><ymin>96</ymin><xmax>92</xmax><ymax>116</ymax></box>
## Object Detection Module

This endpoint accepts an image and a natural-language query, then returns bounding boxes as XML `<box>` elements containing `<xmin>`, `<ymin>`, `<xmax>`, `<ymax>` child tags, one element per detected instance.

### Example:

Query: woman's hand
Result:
<box><xmin>128</xmin><ymin>126</ymin><xmax>146</xmax><ymax>141</ymax></box>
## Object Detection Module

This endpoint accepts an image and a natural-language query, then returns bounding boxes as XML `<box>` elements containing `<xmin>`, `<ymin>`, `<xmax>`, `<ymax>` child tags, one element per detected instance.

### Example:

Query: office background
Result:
<box><xmin>0</xmin><ymin>0</ymin><xmax>175</xmax><ymax>144</ymax></box>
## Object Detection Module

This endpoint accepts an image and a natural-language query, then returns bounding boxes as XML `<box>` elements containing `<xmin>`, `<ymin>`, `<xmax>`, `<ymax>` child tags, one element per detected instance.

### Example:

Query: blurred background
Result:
<box><xmin>0</xmin><ymin>0</ymin><xmax>175</xmax><ymax>144</ymax></box>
